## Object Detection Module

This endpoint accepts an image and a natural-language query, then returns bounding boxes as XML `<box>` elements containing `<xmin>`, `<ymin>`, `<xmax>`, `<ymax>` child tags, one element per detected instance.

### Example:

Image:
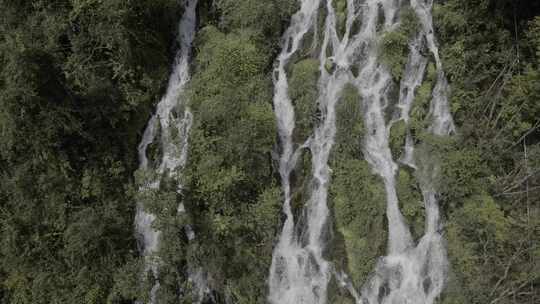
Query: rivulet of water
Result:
<box><xmin>134</xmin><ymin>1</ymin><xmax>206</xmax><ymax>303</ymax></box>
<box><xmin>358</xmin><ymin>1</ymin><xmax>455</xmax><ymax>303</ymax></box>
<box><xmin>268</xmin><ymin>1</ymin><xmax>324</xmax><ymax>303</ymax></box>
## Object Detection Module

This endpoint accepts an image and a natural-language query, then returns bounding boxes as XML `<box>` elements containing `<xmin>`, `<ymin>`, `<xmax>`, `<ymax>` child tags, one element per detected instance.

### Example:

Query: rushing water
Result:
<box><xmin>269</xmin><ymin>0</ymin><xmax>455</xmax><ymax>303</ymax></box>
<box><xmin>267</xmin><ymin>1</ymin><xmax>324</xmax><ymax>303</ymax></box>
<box><xmin>133</xmin><ymin>1</ymin><xmax>207</xmax><ymax>303</ymax></box>
<box><xmin>358</xmin><ymin>0</ymin><xmax>455</xmax><ymax>303</ymax></box>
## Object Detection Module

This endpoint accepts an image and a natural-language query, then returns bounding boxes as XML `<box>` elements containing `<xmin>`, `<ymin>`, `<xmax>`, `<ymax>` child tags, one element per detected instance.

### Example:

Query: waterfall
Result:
<box><xmin>360</xmin><ymin>0</ymin><xmax>455</xmax><ymax>303</ymax></box>
<box><xmin>133</xmin><ymin>1</ymin><xmax>207</xmax><ymax>303</ymax></box>
<box><xmin>267</xmin><ymin>1</ymin><xmax>324</xmax><ymax>303</ymax></box>
<box><xmin>269</xmin><ymin>1</ymin><xmax>454</xmax><ymax>303</ymax></box>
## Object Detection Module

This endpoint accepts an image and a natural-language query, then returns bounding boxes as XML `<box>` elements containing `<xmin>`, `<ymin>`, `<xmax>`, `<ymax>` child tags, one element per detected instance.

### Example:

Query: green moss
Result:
<box><xmin>317</xmin><ymin>4</ymin><xmax>329</xmax><ymax>45</ymax></box>
<box><xmin>410</xmin><ymin>80</ymin><xmax>432</xmax><ymax>138</ymax></box>
<box><xmin>408</xmin><ymin>39</ymin><xmax>437</xmax><ymax>141</ymax></box>
<box><xmin>329</xmin><ymin>158</ymin><xmax>387</xmax><ymax>286</ymax></box>
<box><xmin>334</xmin><ymin>84</ymin><xmax>363</xmax><ymax>157</ymax></box>
<box><xmin>327</xmin><ymin>82</ymin><xmax>381</xmax><ymax>287</ymax></box>
<box><xmin>400</xmin><ymin>7</ymin><xmax>420</xmax><ymax>37</ymax></box>
<box><xmin>217</xmin><ymin>0</ymin><xmax>298</xmax><ymax>48</ymax></box>
<box><xmin>290</xmin><ymin>149</ymin><xmax>313</xmax><ymax>218</ymax></box>
<box><xmin>380</xmin><ymin>30</ymin><xmax>409</xmax><ymax>80</ymax></box>
<box><xmin>327</xmin><ymin>275</ymin><xmax>356</xmax><ymax>304</ymax></box>
<box><xmin>415</xmin><ymin>136</ymin><xmax>485</xmax><ymax>209</ymax></box>
<box><xmin>379</xmin><ymin>8</ymin><xmax>420</xmax><ymax>80</ymax></box>
<box><xmin>289</xmin><ymin>58</ymin><xmax>320</xmax><ymax>142</ymax></box>
<box><xmin>396</xmin><ymin>168</ymin><xmax>425</xmax><ymax>240</ymax></box>
<box><xmin>389</xmin><ymin>120</ymin><xmax>407</xmax><ymax>160</ymax></box>
<box><xmin>299</xmin><ymin>27</ymin><xmax>318</xmax><ymax>58</ymax></box>
<box><xmin>333</xmin><ymin>0</ymin><xmax>348</xmax><ymax>39</ymax></box>
<box><xmin>426</xmin><ymin>61</ymin><xmax>437</xmax><ymax>82</ymax></box>
<box><xmin>384</xmin><ymin>82</ymin><xmax>401</xmax><ymax>121</ymax></box>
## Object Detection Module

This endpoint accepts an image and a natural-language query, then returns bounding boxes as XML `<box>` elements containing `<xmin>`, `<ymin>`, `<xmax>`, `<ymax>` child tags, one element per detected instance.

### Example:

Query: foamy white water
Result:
<box><xmin>268</xmin><ymin>1</ymin><xmax>323</xmax><ymax>302</ymax></box>
<box><xmin>360</xmin><ymin>1</ymin><xmax>454</xmax><ymax>303</ymax></box>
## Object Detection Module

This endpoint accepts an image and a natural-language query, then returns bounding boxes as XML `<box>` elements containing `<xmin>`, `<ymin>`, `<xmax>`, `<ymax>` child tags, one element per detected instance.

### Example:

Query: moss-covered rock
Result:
<box><xmin>327</xmin><ymin>274</ymin><xmax>356</xmax><ymax>304</ymax></box>
<box><xmin>389</xmin><ymin>119</ymin><xmax>408</xmax><ymax>160</ymax></box>
<box><xmin>333</xmin><ymin>0</ymin><xmax>348</xmax><ymax>39</ymax></box>
<box><xmin>409</xmin><ymin>81</ymin><xmax>433</xmax><ymax>139</ymax></box>
<box><xmin>334</xmin><ymin>84</ymin><xmax>364</xmax><ymax>157</ymax></box>
<box><xmin>396</xmin><ymin>168</ymin><xmax>425</xmax><ymax>240</ymax></box>
<box><xmin>409</xmin><ymin>60</ymin><xmax>438</xmax><ymax>140</ymax></box>
<box><xmin>328</xmin><ymin>81</ymin><xmax>384</xmax><ymax>287</ymax></box>
<box><xmin>289</xmin><ymin>58</ymin><xmax>320</xmax><ymax>143</ymax></box>
<box><xmin>379</xmin><ymin>8</ymin><xmax>420</xmax><ymax>81</ymax></box>
<box><xmin>290</xmin><ymin>149</ymin><xmax>313</xmax><ymax>219</ymax></box>
<box><xmin>329</xmin><ymin>157</ymin><xmax>387</xmax><ymax>286</ymax></box>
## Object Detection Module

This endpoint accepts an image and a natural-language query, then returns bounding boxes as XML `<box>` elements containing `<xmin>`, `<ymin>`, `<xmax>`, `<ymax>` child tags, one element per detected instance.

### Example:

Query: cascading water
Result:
<box><xmin>268</xmin><ymin>1</ymin><xmax>324</xmax><ymax>303</ymax></box>
<box><xmin>269</xmin><ymin>0</ymin><xmax>455</xmax><ymax>303</ymax></box>
<box><xmin>133</xmin><ymin>1</ymin><xmax>209</xmax><ymax>303</ymax></box>
<box><xmin>359</xmin><ymin>0</ymin><xmax>455</xmax><ymax>303</ymax></box>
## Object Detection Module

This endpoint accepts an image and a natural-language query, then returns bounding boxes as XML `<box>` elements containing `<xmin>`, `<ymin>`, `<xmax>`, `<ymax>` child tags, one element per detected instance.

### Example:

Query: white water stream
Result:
<box><xmin>359</xmin><ymin>1</ymin><xmax>454</xmax><ymax>303</ymax></box>
<box><xmin>134</xmin><ymin>1</ymin><xmax>211</xmax><ymax>303</ymax></box>
<box><xmin>268</xmin><ymin>1</ymin><xmax>325</xmax><ymax>303</ymax></box>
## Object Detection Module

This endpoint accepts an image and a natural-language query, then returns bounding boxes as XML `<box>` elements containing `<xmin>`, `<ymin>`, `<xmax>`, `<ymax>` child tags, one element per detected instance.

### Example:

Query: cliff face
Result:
<box><xmin>0</xmin><ymin>1</ymin><xmax>539</xmax><ymax>304</ymax></box>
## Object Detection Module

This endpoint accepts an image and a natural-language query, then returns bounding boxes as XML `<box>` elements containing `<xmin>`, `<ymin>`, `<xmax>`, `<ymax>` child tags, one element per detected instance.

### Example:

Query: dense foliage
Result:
<box><xmin>134</xmin><ymin>1</ymin><xmax>297</xmax><ymax>303</ymax></box>
<box><xmin>0</xmin><ymin>0</ymin><xmax>186</xmax><ymax>303</ymax></box>
<box><xmin>432</xmin><ymin>0</ymin><xmax>540</xmax><ymax>303</ymax></box>
<box><xmin>0</xmin><ymin>0</ymin><xmax>538</xmax><ymax>303</ymax></box>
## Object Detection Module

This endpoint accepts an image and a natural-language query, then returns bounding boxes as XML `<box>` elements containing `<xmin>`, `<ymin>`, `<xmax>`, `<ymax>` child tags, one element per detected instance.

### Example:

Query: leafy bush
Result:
<box><xmin>379</xmin><ymin>8</ymin><xmax>419</xmax><ymax>80</ymax></box>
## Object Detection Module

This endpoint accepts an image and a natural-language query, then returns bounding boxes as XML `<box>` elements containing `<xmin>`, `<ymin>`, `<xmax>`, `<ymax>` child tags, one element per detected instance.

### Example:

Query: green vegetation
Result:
<box><xmin>410</xmin><ymin>62</ymin><xmax>437</xmax><ymax>136</ymax></box>
<box><xmin>142</xmin><ymin>1</ymin><xmax>296</xmax><ymax>302</ymax></box>
<box><xmin>389</xmin><ymin>120</ymin><xmax>407</xmax><ymax>159</ymax></box>
<box><xmin>180</xmin><ymin>25</ymin><xmax>279</xmax><ymax>302</ymax></box>
<box><xmin>432</xmin><ymin>1</ymin><xmax>540</xmax><ymax>302</ymax></box>
<box><xmin>380</xmin><ymin>8</ymin><xmax>420</xmax><ymax>80</ymax></box>
<box><xmin>289</xmin><ymin>58</ymin><xmax>320</xmax><ymax>142</ymax></box>
<box><xmin>334</xmin><ymin>84</ymin><xmax>364</xmax><ymax>157</ymax></box>
<box><xmin>396</xmin><ymin>168</ymin><xmax>424</xmax><ymax>240</ymax></box>
<box><xmin>329</xmin><ymin>158</ymin><xmax>387</xmax><ymax>286</ymax></box>
<box><xmin>333</xmin><ymin>0</ymin><xmax>348</xmax><ymax>39</ymax></box>
<box><xmin>0</xmin><ymin>0</ymin><xmax>183</xmax><ymax>303</ymax></box>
